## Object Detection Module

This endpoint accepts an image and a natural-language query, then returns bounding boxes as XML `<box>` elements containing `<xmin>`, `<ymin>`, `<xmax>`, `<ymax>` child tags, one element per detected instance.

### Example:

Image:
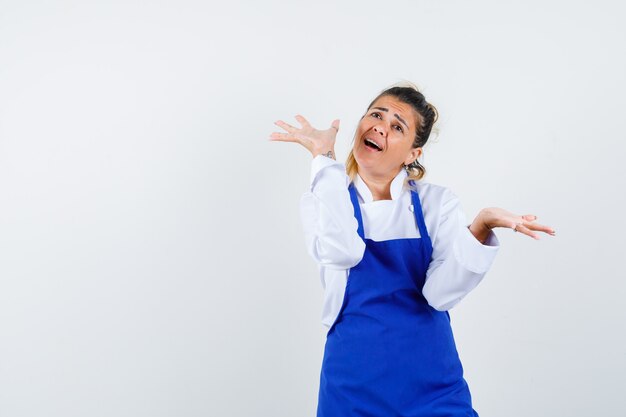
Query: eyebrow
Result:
<box><xmin>371</xmin><ymin>107</ymin><xmax>409</xmax><ymax>130</ymax></box>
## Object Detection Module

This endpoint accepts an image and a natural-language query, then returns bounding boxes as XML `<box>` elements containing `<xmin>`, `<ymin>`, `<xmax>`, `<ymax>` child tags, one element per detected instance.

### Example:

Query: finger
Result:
<box><xmin>523</xmin><ymin>222</ymin><xmax>556</xmax><ymax>235</ymax></box>
<box><xmin>269</xmin><ymin>132</ymin><xmax>299</xmax><ymax>143</ymax></box>
<box><xmin>516</xmin><ymin>214</ymin><xmax>555</xmax><ymax>236</ymax></box>
<box><xmin>269</xmin><ymin>132</ymin><xmax>313</xmax><ymax>151</ymax></box>
<box><xmin>274</xmin><ymin>120</ymin><xmax>298</xmax><ymax>133</ymax></box>
<box><xmin>294</xmin><ymin>115</ymin><xmax>311</xmax><ymax>128</ymax></box>
<box><xmin>514</xmin><ymin>224</ymin><xmax>540</xmax><ymax>240</ymax></box>
<box><xmin>330</xmin><ymin>119</ymin><xmax>340</xmax><ymax>131</ymax></box>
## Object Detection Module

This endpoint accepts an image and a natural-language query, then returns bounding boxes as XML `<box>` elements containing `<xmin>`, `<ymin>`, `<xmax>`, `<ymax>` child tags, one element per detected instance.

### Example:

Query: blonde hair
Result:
<box><xmin>346</xmin><ymin>81</ymin><xmax>439</xmax><ymax>186</ymax></box>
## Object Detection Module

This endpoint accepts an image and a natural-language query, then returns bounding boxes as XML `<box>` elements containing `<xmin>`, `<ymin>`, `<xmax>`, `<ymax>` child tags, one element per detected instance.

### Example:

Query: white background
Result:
<box><xmin>1</xmin><ymin>1</ymin><xmax>624</xmax><ymax>416</ymax></box>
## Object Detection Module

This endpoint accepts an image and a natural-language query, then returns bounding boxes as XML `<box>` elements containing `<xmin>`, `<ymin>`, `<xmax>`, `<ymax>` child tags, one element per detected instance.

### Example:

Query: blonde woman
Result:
<box><xmin>270</xmin><ymin>83</ymin><xmax>555</xmax><ymax>416</ymax></box>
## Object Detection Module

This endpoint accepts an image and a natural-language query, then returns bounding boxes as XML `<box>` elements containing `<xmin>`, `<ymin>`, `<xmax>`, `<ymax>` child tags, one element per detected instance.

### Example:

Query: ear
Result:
<box><xmin>404</xmin><ymin>147</ymin><xmax>422</xmax><ymax>166</ymax></box>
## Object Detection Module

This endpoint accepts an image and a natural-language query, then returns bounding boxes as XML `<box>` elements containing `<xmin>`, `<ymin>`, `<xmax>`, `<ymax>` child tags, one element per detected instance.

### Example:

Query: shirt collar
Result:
<box><xmin>354</xmin><ymin>169</ymin><xmax>408</xmax><ymax>203</ymax></box>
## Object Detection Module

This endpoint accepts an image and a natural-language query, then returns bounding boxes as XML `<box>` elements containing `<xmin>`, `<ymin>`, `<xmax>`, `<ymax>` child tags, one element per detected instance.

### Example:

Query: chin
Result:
<box><xmin>353</xmin><ymin>146</ymin><xmax>378</xmax><ymax>168</ymax></box>
<box><xmin>353</xmin><ymin>155</ymin><xmax>381</xmax><ymax>178</ymax></box>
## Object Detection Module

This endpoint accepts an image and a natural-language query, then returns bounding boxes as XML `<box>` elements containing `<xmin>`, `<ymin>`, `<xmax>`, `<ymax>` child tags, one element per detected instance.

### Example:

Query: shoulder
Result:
<box><xmin>407</xmin><ymin>180</ymin><xmax>458</xmax><ymax>204</ymax></box>
<box><xmin>407</xmin><ymin>181</ymin><xmax>466</xmax><ymax>238</ymax></box>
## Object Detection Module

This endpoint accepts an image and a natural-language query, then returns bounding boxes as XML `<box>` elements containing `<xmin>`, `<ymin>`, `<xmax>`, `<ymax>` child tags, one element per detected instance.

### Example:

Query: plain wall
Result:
<box><xmin>1</xmin><ymin>0</ymin><xmax>624</xmax><ymax>416</ymax></box>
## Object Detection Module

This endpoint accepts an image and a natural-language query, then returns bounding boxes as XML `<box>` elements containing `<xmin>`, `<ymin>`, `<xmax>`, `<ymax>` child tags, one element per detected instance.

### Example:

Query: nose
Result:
<box><xmin>373</xmin><ymin>124</ymin><xmax>386</xmax><ymax>136</ymax></box>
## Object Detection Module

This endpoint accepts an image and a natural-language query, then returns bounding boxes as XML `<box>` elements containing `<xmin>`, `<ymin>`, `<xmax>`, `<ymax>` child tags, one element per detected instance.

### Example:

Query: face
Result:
<box><xmin>353</xmin><ymin>95</ymin><xmax>422</xmax><ymax>179</ymax></box>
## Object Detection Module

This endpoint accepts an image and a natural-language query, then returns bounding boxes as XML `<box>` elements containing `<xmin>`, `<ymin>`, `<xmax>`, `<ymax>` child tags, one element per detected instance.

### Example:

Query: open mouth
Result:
<box><xmin>363</xmin><ymin>137</ymin><xmax>383</xmax><ymax>152</ymax></box>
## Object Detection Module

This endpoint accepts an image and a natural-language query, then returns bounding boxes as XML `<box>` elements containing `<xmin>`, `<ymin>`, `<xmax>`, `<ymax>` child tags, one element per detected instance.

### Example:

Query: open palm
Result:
<box><xmin>269</xmin><ymin>115</ymin><xmax>340</xmax><ymax>158</ymax></box>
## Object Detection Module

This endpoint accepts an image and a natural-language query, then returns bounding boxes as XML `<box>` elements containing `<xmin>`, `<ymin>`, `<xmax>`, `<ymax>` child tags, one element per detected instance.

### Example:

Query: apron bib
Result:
<box><xmin>317</xmin><ymin>181</ymin><xmax>478</xmax><ymax>417</ymax></box>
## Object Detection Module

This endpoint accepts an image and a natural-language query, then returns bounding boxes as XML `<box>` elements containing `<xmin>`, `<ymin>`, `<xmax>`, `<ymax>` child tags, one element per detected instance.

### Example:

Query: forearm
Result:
<box><xmin>423</xmin><ymin>227</ymin><xmax>499</xmax><ymax>311</ymax></box>
<box><xmin>424</xmin><ymin>193</ymin><xmax>500</xmax><ymax>311</ymax></box>
<box><xmin>300</xmin><ymin>156</ymin><xmax>365</xmax><ymax>269</ymax></box>
<box><xmin>469</xmin><ymin>210</ymin><xmax>491</xmax><ymax>244</ymax></box>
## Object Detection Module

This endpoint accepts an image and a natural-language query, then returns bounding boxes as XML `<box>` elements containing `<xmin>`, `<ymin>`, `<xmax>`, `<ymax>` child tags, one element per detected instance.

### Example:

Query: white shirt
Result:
<box><xmin>300</xmin><ymin>155</ymin><xmax>500</xmax><ymax>329</ymax></box>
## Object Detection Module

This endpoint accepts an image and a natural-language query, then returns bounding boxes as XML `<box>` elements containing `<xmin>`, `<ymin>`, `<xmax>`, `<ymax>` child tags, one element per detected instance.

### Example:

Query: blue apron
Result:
<box><xmin>317</xmin><ymin>181</ymin><xmax>478</xmax><ymax>417</ymax></box>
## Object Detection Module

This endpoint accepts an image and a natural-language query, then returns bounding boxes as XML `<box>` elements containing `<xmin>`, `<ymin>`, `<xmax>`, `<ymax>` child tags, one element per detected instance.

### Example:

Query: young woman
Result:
<box><xmin>270</xmin><ymin>83</ymin><xmax>555</xmax><ymax>416</ymax></box>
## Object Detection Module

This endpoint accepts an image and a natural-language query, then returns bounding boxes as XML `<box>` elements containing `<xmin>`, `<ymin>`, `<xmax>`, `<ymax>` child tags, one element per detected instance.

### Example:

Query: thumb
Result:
<box><xmin>330</xmin><ymin>119</ymin><xmax>340</xmax><ymax>131</ymax></box>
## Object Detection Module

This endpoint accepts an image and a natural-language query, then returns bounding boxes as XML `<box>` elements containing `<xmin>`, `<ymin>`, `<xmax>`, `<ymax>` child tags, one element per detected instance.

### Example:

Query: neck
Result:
<box><xmin>358</xmin><ymin>168</ymin><xmax>402</xmax><ymax>201</ymax></box>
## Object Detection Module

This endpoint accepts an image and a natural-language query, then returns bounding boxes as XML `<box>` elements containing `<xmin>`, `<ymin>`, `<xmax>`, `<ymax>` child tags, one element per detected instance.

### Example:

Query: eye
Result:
<box><xmin>394</xmin><ymin>125</ymin><xmax>403</xmax><ymax>133</ymax></box>
<box><xmin>371</xmin><ymin>112</ymin><xmax>382</xmax><ymax>119</ymax></box>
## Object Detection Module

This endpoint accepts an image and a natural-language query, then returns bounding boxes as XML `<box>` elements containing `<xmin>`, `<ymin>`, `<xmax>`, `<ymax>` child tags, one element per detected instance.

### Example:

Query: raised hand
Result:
<box><xmin>269</xmin><ymin>115</ymin><xmax>340</xmax><ymax>159</ymax></box>
<box><xmin>470</xmin><ymin>207</ymin><xmax>556</xmax><ymax>242</ymax></box>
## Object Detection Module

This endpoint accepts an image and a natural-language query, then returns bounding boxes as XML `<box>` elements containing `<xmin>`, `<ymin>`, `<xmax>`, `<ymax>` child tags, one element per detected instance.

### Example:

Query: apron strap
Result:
<box><xmin>348</xmin><ymin>183</ymin><xmax>365</xmax><ymax>239</ymax></box>
<box><xmin>409</xmin><ymin>180</ymin><xmax>432</xmax><ymax>246</ymax></box>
